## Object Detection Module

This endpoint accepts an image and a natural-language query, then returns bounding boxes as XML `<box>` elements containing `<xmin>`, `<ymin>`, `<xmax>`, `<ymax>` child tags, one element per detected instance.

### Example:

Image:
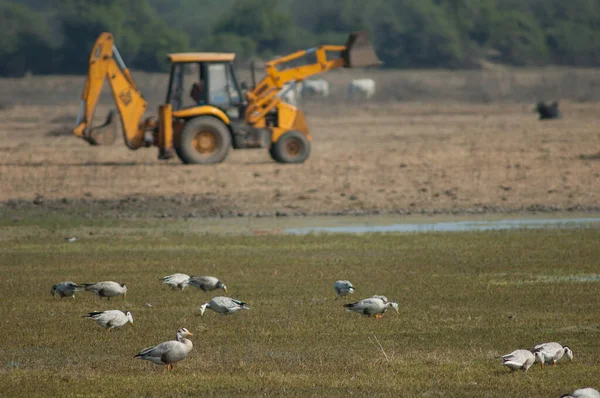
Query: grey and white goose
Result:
<box><xmin>531</xmin><ymin>342</ymin><xmax>573</xmax><ymax>368</ymax></box>
<box><xmin>161</xmin><ymin>273</ymin><xmax>191</xmax><ymax>290</ymax></box>
<box><xmin>188</xmin><ymin>276</ymin><xmax>227</xmax><ymax>293</ymax></box>
<box><xmin>51</xmin><ymin>281</ymin><xmax>79</xmax><ymax>299</ymax></box>
<box><xmin>333</xmin><ymin>280</ymin><xmax>355</xmax><ymax>298</ymax></box>
<box><xmin>79</xmin><ymin>281</ymin><xmax>127</xmax><ymax>300</ymax></box>
<box><xmin>135</xmin><ymin>327</ymin><xmax>194</xmax><ymax>371</ymax></box>
<box><xmin>200</xmin><ymin>296</ymin><xmax>249</xmax><ymax>316</ymax></box>
<box><xmin>496</xmin><ymin>349</ymin><xmax>544</xmax><ymax>372</ymax></box>
<box><xmin>343</xmin><ymin>296</ymin><xmax>399</xmax><ymax>318</ymax></box>
<box><xmin>83</xmin><ymin>310</ymin><xmax>133</xmax><ymax>334</ymax></box>
<box><xmin>561</xmin><ymin>388</ymin><xmax>600</xmax><ymax>398</ymax></box>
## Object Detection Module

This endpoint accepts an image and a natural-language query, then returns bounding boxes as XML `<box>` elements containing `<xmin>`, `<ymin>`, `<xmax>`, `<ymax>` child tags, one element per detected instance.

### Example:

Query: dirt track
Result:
<box><xmin>1</xmin><ymin>87</ymin><xmax>599</xmax><ymax>218</ymax></box>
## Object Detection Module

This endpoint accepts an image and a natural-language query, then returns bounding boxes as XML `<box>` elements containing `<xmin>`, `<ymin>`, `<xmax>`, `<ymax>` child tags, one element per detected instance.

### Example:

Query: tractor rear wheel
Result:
<box><xmin>269</xmin><ymin>130</ymin><xmax>311</xmax><ymax>164</ymax></box>
<box><xmin>176</xmin><ymin>116</ymin><xmax>231</xmax><ymax>164</ymax></box>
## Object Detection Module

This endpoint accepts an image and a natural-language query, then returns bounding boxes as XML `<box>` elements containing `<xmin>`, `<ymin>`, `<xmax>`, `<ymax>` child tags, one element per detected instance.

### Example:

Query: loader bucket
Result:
<box><xmin>84</xmin><ymin>109</ymin><xmax>117</xmax><ymax>146</ymax></box>
<box><xmin>341</xmin><ymin>31</ymin><xmax>383</xmax><ymax>68</ymax></box>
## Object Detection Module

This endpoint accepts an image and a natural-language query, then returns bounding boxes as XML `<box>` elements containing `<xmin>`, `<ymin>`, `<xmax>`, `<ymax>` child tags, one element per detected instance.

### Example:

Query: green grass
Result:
<box><xmin>0</xmin><ymin>220</ymin><xmax>599</xmax><ymax>397</ymax></box>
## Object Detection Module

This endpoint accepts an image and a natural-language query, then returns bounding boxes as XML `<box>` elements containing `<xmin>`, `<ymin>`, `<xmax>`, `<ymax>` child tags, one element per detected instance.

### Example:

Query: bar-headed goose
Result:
<box><xmin>162</xmin><ymin>273</ymin><xmax>191</xmax><ymax>290</ymax></box>
<box><xmin>333</xmin><ymin>280</ymin><xmax>355</xmax><ymax>297</ymax></box>
<box><xmin>79</xmin><ymin>281</ymin><xmax>127</xmax><ymax>300</ymax></box>
<box><xmin>51</xmin><ymin>281</ymin><xmax>79</xmax><ymax>299</ymax></box>
<box><xmin>83</xmin><ymin>310</ymin><xmax>133</xmax><ymax>334</ymax></box>
<box><xmin>189</xmin><ymin>276</ymin><xmax>227</xmax><ymax>293</ymax></box>
<box><xmin>135</xmin><ymin>328</ymin><xmax>193</xmax><ymax>371</ymax></box>
<box><xmin>561</xmin><ymin>388</ymin><xmax>600</xmax><ymax>398</ymax></box>
<box><xmin>531</xmin><ymin>342</ymin><xmax>573</xmax><ymax>367</ymax></box>
<box><xmin>343</xmin><ymin>296</ymin><xmax>399</xmax><ymax>318</ymax></box>
<box><xmin>496</xmin><ymin>349</ymin><xmax>543</xmax><ymax>372</ymax></box>
<box><xmin>200</xmin><ymin>296</ymin><xmax>249</xmax><ymax>316</ymax></box>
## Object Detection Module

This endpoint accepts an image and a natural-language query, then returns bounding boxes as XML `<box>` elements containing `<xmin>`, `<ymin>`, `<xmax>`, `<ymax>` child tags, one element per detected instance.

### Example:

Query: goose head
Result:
<box><xmin>387</xmin><ymin>301</ymin><xmax>399</xmax><ymax>314</ymax></box>
<box><xmin>564</xmin><ymin>346</ymin><xmax>573</xmax><ymax>361</ymax></box>
<box><xmin>199</xmin><ymin>303</ymin><xmax>209</xmax><ymax>316</ymax></box>
<box><xmin>50</xmin><ymin>285</ymin><xmax>57</xmax><ymax>297</ymax></box>
<box><xmin>126</xmin><ymin>311</ymin><xmax>134</xmax><ymax>327</ymax></box>
<box><xmin>176</xmin><ymin>327</ymin><xmax>193</xmax><ymax>341</ymax></box>
<box><xmin>120</xmin><ymin>283</ymin><xmax>127</xmax><ymax>299</ymax></box>
<box><xmin>217</xmin><ymin>281</ymin><xmax>227</xmax><ymax>293</ymax></box>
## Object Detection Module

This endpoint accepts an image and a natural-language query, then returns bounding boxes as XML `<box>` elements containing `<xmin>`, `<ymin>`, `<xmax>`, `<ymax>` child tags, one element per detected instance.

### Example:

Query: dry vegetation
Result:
<box><xmin>0</xmin><ymin>218</ymin><xmax>599</xmax><ymax>397</ymax></box>
<box><xmin>0</xmin><ymin>68</ymin><xmax>599</xmax><ymax>219</ymax></box>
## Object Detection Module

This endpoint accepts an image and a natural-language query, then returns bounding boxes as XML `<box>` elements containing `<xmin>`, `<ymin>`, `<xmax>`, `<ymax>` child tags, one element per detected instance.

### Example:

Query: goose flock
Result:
<box><xmin>49</xmin><ymin>273</ymin><xmax>596</xmax><ymax>394</ymax></box>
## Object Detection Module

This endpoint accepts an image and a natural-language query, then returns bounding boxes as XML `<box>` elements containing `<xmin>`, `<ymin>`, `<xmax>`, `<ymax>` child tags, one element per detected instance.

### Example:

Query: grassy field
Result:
<box><xmin>1</xmin><ymin>217</ymin><xmax>599</xmax><ymax>397</ymax></box>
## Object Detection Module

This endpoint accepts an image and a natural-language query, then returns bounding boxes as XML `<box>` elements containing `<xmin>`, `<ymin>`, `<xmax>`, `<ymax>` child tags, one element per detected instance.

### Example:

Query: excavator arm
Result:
<box><xmin>73</xmin><ymin>32</ymin><xmax>151</xmax><ymax>149</ymax></box>
<box><xmin>244</xmin><ymin>31</ymin><xmax>381</xmax><ymax>125</ymax></box>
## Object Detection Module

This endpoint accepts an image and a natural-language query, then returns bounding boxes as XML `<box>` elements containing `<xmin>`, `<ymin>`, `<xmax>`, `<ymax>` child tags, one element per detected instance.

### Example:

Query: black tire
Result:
<box><xmin>176</xmin><ymin>116</ymin><xmax>231</xmax><ymax>164</ymax></box>
<box><xmin>269</xmin><ymin>131</ymin><xmax>311</xmax><ymax>164</ymax></box>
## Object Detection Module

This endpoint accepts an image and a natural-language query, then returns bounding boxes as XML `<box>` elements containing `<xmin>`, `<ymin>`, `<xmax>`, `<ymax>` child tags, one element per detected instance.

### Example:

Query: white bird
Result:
<box><xmin>561</xmin><ymin>388</ymin><xmax>600</xmax><ymax>398</ymax></box>
<box><xmin>188</xmin><ymin>276</ymin><xmax>227</xmax><ymax>293</ymax></box>
<box><xmin>333</xmin><ymin>280</ymin><xmax>355</xmax><ymax>297</ymax></box>
<box><xmin>200</xmin><ymin>296</ymin><xmax>249</xmax><ymax>316</ymax></box>
<box><xmin>370</xmin><ymin>295</ymin><xmax>389</xmax><ymax>303</ymax></box>
<box><xmin>496</xmin><ymin>349</ymin><xmax>544</xmax><ymax>372</ymax></box>
<box><xmin>83</xmin><ymin>310</ymin><xmax>134</xmax><ymax>334</ymax></box>
<box><xmin>162</xmin><ymin>273</ymin><xmax>191</xmax><ymax>290</ymax></box>
<box><xmin>79</xmin><ymin>281</ymin><xmax>127</xmax><ymax>300</ymax></box>
<box><xmin>531</xmin><ymin>342</ymin><xmax>573</xmax><ymax>368</ymax></box>
<box><xmin>51</xmin><ymin>281</ymin><xmax>79</xmax><ymax>299</ymax></box>
<box><xmin>343</xmin><ymin>296</ymin><xmax>399</xmax><ymax>318</ymax></box>
<box><xmin>134</xmin><ymin>328</ymin><xmax>193</xmax><ymax>371</ymax></box>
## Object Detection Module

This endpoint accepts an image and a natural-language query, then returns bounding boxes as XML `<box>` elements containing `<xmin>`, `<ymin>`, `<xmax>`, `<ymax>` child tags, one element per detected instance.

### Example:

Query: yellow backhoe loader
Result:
<box><xmin>73</xmin><ymin>32</ymin><xmax>381</xmax><ymax>164</ymax></box>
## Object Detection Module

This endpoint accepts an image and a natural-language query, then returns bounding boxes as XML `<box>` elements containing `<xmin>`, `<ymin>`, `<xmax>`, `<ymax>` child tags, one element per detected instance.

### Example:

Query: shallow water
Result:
<box><xmin>284</xmin><ymin>217</ymin><xmax>600</xmax><ymax>235</ymax></box>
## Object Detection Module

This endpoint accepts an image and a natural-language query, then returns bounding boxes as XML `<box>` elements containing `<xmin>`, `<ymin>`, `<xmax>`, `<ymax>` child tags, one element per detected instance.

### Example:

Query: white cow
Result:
<box><xmin>347</xmin><ymin>78</ymin><xmax>376</xmax><ymax>100</ymax></box>
<box><xmin>300</xmin><ymin>78</ymin><xmax>329</xmax><ymax>98</ymax></box>
<box><xmin>278</xmin><ymin>82</ymin><xmax>300</xmax><ymax>106</ymax></box>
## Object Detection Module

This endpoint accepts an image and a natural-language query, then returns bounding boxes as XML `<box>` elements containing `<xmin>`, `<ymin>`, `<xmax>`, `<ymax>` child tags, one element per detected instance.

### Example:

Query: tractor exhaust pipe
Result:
<box><xmin>341</xmin><ymin>31</ymin><xmax>383</xmax><ymax>68</ymax></box>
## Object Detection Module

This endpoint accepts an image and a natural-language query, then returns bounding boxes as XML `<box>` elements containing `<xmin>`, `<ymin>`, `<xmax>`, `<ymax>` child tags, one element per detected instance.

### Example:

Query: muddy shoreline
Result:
<box><xmin>2</xmin><ymin>195</ymin><xmax>599</xmax><ymax>220</ymax></box>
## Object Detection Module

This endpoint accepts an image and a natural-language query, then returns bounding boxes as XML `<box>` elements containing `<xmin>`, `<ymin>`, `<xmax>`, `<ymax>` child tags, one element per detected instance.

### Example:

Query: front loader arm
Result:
<box><xmin>244</xmin><ymin>31</ymin><xmax>381</xmax><ymax>125</ymax></box>
<box><xmin>73</xmin><ymin>32</ymin><xmax>149</xmax><ymax>149</ymax></box>
<box><xmin>244</xmin><ymin>46</ymin><xmax>345</xmax><ymax>125</ymax></box>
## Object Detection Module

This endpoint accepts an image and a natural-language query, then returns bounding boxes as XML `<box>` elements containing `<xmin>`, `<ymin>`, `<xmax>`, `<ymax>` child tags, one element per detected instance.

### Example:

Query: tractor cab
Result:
<box><xmin>165</xmin><ymin>53</ymin><xmax>246</xmax><ymax>120</ymax></box>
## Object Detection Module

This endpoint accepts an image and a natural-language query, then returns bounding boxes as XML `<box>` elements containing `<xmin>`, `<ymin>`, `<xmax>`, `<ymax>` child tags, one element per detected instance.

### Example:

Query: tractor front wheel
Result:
<box><xmin>176</xmin><ymin>117</ymin><xmax>231</xmax><ymax>164</ymax></box>
<box><xmin>269</xmin><ymin>131</ymin><xmax>311</xmax><ymax>164</ymax></box>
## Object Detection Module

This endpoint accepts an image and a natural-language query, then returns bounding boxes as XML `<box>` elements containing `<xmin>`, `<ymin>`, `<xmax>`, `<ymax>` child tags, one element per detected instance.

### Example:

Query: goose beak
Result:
<box><xmin>187</xmin><ymin>332</ymin><xmax>193</xmax><ymax>336</ymax></box>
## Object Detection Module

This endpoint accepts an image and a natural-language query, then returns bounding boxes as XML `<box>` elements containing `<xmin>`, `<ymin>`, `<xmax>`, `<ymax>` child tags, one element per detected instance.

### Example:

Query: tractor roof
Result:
<box><xmin>167</xmin><ymin>53</ymin><xmax>236</xmax><ymax>63</ymax></box>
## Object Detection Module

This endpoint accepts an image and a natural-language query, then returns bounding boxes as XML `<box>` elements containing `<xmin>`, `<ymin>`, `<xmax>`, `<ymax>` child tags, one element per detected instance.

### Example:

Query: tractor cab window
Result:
<box><xmin>166</xmin><ymin>63</ymin><xmax>205</xmax><ymax>110</ymax></box>
<box><xmin>206</xmin><ymin>63</ymin><xmax>241</xmax><ymax>109</ymax></box>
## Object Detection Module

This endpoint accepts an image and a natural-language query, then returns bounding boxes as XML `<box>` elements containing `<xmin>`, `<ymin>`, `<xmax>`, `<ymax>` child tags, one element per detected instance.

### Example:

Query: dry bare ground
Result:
<box><xmin>0</xmin><ymin>68</ymin><xmax>599</xmax><ymax>218</ymax></box>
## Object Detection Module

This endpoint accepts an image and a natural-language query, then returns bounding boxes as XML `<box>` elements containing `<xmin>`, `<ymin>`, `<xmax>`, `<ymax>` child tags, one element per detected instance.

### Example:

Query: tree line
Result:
<box><xmin>1</xmin><ymin>0</ymin><xmax>599</xmax><ymax>76</ymax></box>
